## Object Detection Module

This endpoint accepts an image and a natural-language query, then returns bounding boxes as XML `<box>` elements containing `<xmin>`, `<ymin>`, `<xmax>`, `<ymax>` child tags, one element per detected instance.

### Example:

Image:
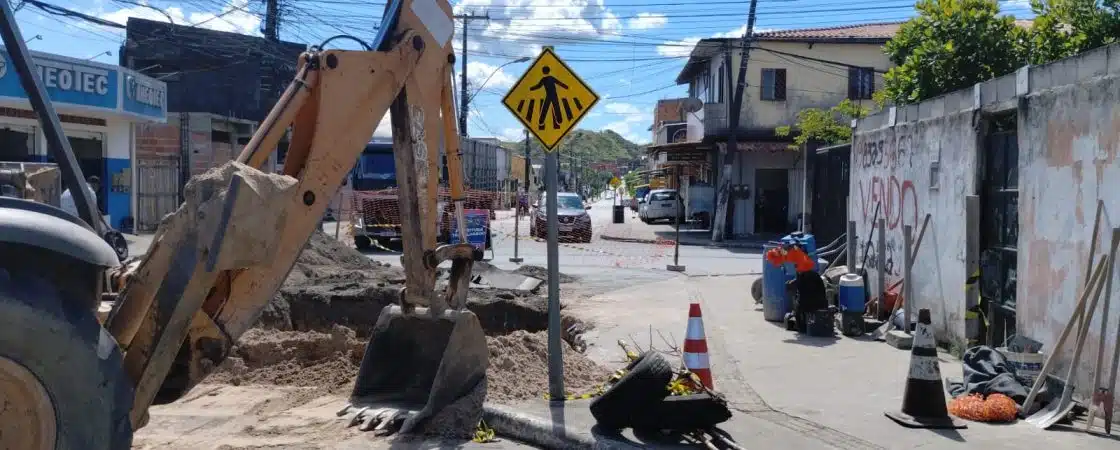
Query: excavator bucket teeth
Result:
<box><xmin>344</xmin><ymin>305</ymin><xmax>488</xmax><ymax>438</ymax></box>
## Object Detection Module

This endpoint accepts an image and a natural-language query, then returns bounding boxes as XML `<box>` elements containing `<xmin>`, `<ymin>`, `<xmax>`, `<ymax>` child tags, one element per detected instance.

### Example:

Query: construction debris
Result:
<box><xmin>210</xmin><ymin>230</ymin><xmax>604</xmax><ymax>406</ymax></box>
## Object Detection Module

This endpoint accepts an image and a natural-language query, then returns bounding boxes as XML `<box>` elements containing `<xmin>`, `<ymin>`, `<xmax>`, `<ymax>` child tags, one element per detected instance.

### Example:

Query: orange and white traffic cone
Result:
<box><xmin>885</xmin><ymin>309</ymin><xmax>966</xmax><ymax>429</ymax></box>
<box><xmin>683</xmin><ymin>302</ymin><xmax>714</xmax><ymax>390</ymax></box>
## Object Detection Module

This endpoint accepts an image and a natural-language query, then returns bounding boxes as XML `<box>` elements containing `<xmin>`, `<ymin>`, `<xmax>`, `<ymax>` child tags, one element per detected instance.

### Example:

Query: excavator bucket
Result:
<box><xmin>340</xmin><ymin>243</ymin><xmax>489</xmax><ymax>438</ymax></box>
<box><xmin>344</xmin><ymin>305</ymin><xmax>488</xmax><ymax>436</ymax></box>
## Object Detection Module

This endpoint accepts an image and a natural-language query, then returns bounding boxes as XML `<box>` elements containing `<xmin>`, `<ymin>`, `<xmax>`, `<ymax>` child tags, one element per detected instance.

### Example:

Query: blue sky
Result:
<box><xmin>14</xmin><ymin>0</ymin><xmax>1035</xmax><ymax>144</ymax></box>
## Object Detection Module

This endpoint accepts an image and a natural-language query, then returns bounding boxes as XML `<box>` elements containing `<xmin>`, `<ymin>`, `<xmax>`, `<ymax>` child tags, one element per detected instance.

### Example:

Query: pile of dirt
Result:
<box><xmin>208</xmin><ymin>326</ymin><xmax>366</xmax><ymax>393</ymax></box>
<box><xmin>210</xmin><ymin>327</ymin><xmax>611</xmax><ymax>406</ymax></box>
<box><xmin>260</xmin><ymin>231</ymin><xmax>405</xmax><ymax>332</ymax></box>
<box><xmin>486</xmin><ymin>330</ymin><xmax>611</xmax><ymax>405</ymax></box>
<box><xmin>516</xmin><ymin>265</ymin><xmax>578</xmax><ymax>284</ymax></box>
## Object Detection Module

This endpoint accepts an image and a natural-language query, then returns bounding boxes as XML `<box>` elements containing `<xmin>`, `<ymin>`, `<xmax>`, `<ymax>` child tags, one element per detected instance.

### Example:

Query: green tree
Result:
<box><xmin>1026</xmin><ymin>0</ymin><xmax>1120</xmax><ymax>64</ymax></box>
<box><xmin>877</xmin><ymin>0</ymin><xmax>1027</xmax><ymax>105</ymax></box>
<box><xmin>775</xmin><ymin>99</ymin><xmax>870</xmax><ymax>148</ymax></box>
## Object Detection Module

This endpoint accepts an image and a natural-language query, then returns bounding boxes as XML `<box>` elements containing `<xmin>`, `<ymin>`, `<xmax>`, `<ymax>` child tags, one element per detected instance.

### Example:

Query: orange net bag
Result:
<box><xmin>948</xmin><ymin>393</ymin><xmax>1018</xmax><ymax>422</ymax></box>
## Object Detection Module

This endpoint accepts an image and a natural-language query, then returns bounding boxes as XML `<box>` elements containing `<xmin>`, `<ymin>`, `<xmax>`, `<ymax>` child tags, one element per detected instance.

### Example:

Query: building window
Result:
<box><xmin>717</xmin><ymin>63</ymin><xmax>725</xmax><ymax>103</ymax></box>
<box><xmin>848</xmin><ymin>67</ymin><xmax>875</xmax><ymax>100</ymax></box>
<box><xmin>696</xmin><ymin>69</ymin><xmax>711</xmax><ymax>103</ymax></box>
<box><xmin>760</xmin><ymin>68</ymin><xmax>786</xmax><ymax>101</ymax></box>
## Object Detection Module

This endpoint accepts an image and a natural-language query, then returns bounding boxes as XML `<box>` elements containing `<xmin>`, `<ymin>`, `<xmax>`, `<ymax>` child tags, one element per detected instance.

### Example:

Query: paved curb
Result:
<box><xmin>598</xmin><ymin>234</ymin><xmax>764</xmax><ymax>250</ymax></box>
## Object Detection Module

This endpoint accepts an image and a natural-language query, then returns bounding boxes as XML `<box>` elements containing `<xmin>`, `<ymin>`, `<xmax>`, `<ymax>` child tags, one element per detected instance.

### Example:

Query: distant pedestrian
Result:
<box><xmin>60</xmin><ymin>175</ymin><xmax>99</xmax><ymax>219</ymax></box>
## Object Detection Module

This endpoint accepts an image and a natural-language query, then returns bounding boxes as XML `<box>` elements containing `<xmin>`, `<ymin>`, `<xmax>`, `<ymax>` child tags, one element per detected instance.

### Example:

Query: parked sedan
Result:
<box><xmin>530</xmin><ymin>192</ymin><xmax>593</xmax><ymax>243</ymax></box>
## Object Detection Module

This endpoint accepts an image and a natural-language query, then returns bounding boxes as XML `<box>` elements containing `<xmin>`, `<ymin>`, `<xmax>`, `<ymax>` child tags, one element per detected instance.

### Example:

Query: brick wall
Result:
<box><xmin>654</xmin><ymin>98</ymin><xmax>686</xmax><ymax>126</ymax></box>
<box><xmin>135</xmin><ymin>123</ymin><xmax>180</xmax><ymax>158</ymax></box>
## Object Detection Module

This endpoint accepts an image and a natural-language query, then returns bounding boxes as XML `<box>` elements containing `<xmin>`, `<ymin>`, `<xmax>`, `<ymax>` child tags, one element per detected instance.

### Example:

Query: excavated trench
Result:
<box><xmin>210</xmin><ymin>231</ymin><xmax>609</xmax><ymax>405</ymax></box>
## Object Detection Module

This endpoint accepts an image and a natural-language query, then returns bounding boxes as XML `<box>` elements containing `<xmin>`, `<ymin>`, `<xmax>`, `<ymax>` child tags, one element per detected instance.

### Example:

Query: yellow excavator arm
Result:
<box><xmin>102</xmin><ymin>0</ymin><xmax>486</xmax><ymax>436</ymax></box>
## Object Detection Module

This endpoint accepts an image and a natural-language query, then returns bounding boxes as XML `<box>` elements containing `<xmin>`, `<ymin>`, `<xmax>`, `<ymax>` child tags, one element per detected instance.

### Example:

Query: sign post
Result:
<box><xmin>502</xmin><ymin>46</ymin><xmax>599</xmax><ymax>401</ymax></box>
<box><xmin>510</xmin><ymin>178</ymin><xmax>523</xmax><ymax>264</ymax></box>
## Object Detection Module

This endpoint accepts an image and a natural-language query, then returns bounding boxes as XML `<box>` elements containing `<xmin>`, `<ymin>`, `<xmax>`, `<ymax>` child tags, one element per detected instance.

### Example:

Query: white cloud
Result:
<box><xmin>467</xmin><ymin>61</ymin><xmax>517</xmax><ymax>91</ymax></box>
<box><xmin>374</xmin><ymin>113</ymin><xmax>392</xmax><ymax>137</ymax></box>
<box><xmin>600</xmin><ymin>102</ymin><xmax>652</xmax><ymax>143</ymax></box>
<box><xmin>453</xmin><ymin>0</ymin><xmax>624</xmax><ymax>57</ymax></box>
<box><xmin>92</xmin><ymin>0</ymin><xmax>261</xmax><ymax>36</ymax></box>
<box><xmin>627</xmin><ymin>13</ymin><xmax>667</xmax><ymax>30</ymax></box>
<box><xmin>656</xmin><ymin>26</ymin><xmax>778</xmax><ymax>57</ymax></box>
<box><xmin>501</xmin><ymin>128</ymin><xmax>525</xmax><ymax>142</ymax></box>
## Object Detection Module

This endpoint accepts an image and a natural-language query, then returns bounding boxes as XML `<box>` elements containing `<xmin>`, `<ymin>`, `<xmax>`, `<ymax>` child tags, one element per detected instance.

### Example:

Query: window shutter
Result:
<box><xmin>848</xmin><ymin>67</ymin><xmax>859</xmax><ymax>99</ymax></box>
<box><xmin>775</xmin><ymin>69</ymin><xmax>787</xmax><ymax>100</ymax></box>
<box><xmin>760</xmin><ymin>69</ymin><xmax>769</xmax><ymax>99</ymax></box>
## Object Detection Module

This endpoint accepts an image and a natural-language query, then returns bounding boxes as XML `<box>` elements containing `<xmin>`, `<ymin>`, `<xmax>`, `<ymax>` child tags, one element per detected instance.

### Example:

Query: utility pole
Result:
<box><xmin>711</xmin><ymin>0</ymin><xmax>760</xmax><ymax>242</ymax></box>
<box><xmin>456</xmin><ymin>12</ymin><xmax>489</xmax><ymax>139</ymax></box>
<box><xmin>263</xmin><ymin>0</ymin><xmax>280</xmax><ymax>41</ymax></box>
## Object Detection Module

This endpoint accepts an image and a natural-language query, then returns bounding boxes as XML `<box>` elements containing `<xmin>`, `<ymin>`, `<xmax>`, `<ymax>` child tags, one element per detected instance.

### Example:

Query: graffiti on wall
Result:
<box><xmin>854</xmin><ymin>130</ymin><xmax>923</xmax><ymax>279</ymax></box>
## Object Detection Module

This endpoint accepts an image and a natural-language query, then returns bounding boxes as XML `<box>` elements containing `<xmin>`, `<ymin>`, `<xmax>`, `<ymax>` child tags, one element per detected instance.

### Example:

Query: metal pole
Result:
<box><xmin>0</xmin><ymin>1</ymin><xmax>101</xmax><ymax>234</ymax></box>
<box><xmin>545</xmin><ymin>150</ymin><xmax>564</xmax><ymax>399</ymax></box>
<box><xmin>877</xmin><ymin>218</ymin><xmax>887</xmax><ymax>323</ymax></box>
<box><xmin>459</xmin><ymin>16</ymin><xmax>469</xmax><ymax>139</ymax></box>
<box><xmin>846</xmin><ymin>220</ymin><xmax>857</xmax><ymax>273</ymax></box>
<box><xmin>510</xmin><ymin>178</ymin><xmax>523</xmax><ymax>263</ymax></box>
<box><xmin>902</xmin><ymin>224</ymin><xmax>913</xmax><ymax>334</ymax></box>
<box><xmin>668</xmin><ymin>171</ymin><xmax>685</xmax><ymax>272</ymax></box>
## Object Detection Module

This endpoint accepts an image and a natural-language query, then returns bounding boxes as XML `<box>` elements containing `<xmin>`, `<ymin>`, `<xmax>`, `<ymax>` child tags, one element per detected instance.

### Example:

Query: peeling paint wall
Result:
<box><xmin>1018</xmin><ymin>73</ymin><xmax>1120</xmax><ymax>407</ymax></box>
<box><xmin>849</xmin><ymin>42</ymin><xmax>1120</xmax><ymax>423</ymax></box>
<box><xmin>850</xmin><ymin>111</ymin><xmax>978</xmax><ymax>344</ymax></box>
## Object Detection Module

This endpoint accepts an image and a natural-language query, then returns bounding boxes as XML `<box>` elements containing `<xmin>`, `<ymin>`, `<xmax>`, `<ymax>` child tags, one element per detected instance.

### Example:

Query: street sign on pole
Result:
<box><xmin>502</xmin><ymin>47</ymin><xmax>599</xmax><ymax>151</ymax></box>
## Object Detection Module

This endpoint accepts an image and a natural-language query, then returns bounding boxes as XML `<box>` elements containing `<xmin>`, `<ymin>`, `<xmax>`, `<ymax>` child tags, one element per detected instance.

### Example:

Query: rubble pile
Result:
<box><xmin>211</xmin><ymin>230</ymin><xmax>604</xmax><ymax>404</ymax></box>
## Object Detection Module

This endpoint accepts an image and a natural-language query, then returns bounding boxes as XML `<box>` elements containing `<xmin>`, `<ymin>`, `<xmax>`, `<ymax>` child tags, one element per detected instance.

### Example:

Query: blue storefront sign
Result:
<box><xmin>450</xmin><ymin>209</ymin><xmax>490</xmax><ymax>250</ymax></box>
<box><xmin>122</xmin><ymin>73</ymin><xmax>166</xmax><ymax>120</ymax></box>
<box><xmin>0</xmin><ymin>48</ymin><xmax>166</xmax><ymax>122</ymax></box>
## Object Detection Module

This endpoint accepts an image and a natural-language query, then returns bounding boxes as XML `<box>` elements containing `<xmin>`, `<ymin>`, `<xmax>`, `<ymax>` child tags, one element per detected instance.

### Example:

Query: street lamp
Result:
<box><xmin>467</xmin><ymin>56</ymin><xmax>530</xmax><ymax>104</ymax></box>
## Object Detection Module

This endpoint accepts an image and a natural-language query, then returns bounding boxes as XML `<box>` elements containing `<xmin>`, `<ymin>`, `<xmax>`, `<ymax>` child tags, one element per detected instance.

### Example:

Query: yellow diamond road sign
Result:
<box><xmin>502</xmin><ymin>48</ymin><xmax>599</xmax><ymax>151</ymax></box>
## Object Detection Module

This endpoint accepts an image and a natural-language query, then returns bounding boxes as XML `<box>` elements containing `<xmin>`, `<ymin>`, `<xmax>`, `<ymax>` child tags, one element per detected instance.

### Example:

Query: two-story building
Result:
<box><xmin>674</xmin><ymin>22</ymin><xmax>899</xmax><ymax>238</ymax></box>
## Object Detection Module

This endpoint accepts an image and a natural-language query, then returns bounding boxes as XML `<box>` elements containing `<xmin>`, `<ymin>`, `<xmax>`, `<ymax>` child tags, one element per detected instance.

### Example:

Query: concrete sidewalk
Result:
<box><xmin>567</xmin><ymin>275</ymin><xmax>1120</xmax><ymax>450</ymax></box>
<box><xmin>597</xmin><ymin>214</ymin><xmax>769</xmax><ymax>250</ymax></box>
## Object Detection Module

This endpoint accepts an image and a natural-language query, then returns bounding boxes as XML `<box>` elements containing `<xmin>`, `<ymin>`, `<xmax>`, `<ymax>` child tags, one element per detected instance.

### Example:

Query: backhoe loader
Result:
<box><xmin>0</xmin><ymin>0</ymin><xmax>488</xmax><ymax>447</ymax></box>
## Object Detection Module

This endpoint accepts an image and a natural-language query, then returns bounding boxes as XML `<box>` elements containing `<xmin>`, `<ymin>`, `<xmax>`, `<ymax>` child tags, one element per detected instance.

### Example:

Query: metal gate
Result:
<box><xmin>979</xmin><ymin>115</ymin><xmax>1019</xmax><ymax>345</ymax></box>
<box><xmin>136</xmin><ymin>155</ymin><xmax>181</xmax><ymax>232</ymax></box>
<box><xmin>809</xmin><ymin>143</ymin><xmax>851</xmax><ymax>246</ymax></box>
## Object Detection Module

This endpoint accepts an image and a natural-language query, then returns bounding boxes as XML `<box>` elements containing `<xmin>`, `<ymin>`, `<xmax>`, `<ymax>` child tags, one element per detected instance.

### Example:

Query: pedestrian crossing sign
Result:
<box><xmin>502</xmin><ymin>47</ymin><xmax>599</xmax><ymax>151</ymax></box>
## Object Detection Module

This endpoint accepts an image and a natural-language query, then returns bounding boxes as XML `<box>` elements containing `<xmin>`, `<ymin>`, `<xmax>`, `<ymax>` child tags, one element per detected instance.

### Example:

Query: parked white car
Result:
<box><xmin>639</xmin><ymin>189</ymin><xmax>681</xmax><ymax>224</ymax></box>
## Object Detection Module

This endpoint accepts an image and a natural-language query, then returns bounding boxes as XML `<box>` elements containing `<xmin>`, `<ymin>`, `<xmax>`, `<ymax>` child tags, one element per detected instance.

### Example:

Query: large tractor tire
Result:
<box><xmin>0</xmin><ymin>268</ymin><xmax>134</xmax><ymax>449</ymax></box>
<box><xmin>589</xmin><ymin>351</ymin><xmax>674</xmax><ymax>429</ymax></box>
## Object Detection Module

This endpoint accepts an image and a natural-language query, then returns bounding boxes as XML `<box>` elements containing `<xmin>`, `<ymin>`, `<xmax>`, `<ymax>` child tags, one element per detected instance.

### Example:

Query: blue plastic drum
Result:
<box><xmin>762</xmin><ymin>243</ymin><xmax>792</xmax><ymax>322</ymax></box>
<box><xmin>838</xmin><ymin>273</ymin><xmax>866</xmax><ymax>313</ymax></box>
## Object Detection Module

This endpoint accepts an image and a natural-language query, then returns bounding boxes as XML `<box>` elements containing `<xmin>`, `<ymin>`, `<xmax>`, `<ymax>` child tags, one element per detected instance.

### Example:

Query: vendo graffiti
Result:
<box><xmin>859</xmin><ymin>175</ymin><xmax>919</xmax><ymax>231</ymax></box>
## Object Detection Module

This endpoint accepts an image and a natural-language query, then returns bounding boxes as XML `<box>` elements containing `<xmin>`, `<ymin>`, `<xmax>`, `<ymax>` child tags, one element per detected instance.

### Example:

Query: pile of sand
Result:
<box><xmin>486</xmin><ymin>330</ymin><xmax>611</xmax><ymax>405</ymax></box>
<box><xmin>210</xmin><ymin>326</ymin><xmax>610</xmax><ymax>405</ymax></box>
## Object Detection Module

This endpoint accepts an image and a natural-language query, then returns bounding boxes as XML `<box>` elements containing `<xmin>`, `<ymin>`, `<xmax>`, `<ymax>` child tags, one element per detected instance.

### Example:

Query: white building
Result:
<box><xmin>0</xmin><ymin>47</ymin><xmax>167</xmax><ymax>231</ymax></box>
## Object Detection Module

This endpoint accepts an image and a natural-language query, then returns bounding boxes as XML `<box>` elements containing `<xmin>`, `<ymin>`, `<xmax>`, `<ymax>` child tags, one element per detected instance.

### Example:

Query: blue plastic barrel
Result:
<box><xmin>838</xmin><ymin>273</ymin><xmax>866</xmax><ymax>313</ymax></box>
<box><xmin>762</xmin><ymin>243</ymin><xmax>791</xmax><ymax>322</ymax></box>
<box><xmin>781</xmin><ymin>232</ymin><xmax>818</xmax><ymax>272</ymax></box>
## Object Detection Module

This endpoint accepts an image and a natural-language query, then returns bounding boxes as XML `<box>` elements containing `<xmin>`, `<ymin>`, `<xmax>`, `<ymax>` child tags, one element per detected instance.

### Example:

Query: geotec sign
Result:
<box><xmin>0</xmin><ymin>48</ymin><xmax>167</xmax><ymax>122</ymax></box>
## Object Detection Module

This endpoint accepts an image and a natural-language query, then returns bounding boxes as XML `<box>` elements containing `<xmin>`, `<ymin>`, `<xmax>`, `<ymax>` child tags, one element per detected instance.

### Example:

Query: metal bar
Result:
<box><xmin>846</xmin><ymin>220</ymin><xmax>857</xmax><ymax>271</ymax></box>
<box><xmin>902</xmin><ymin>224</ymin><xmax>913</xmax><ymax>333</ymax></box>
<box><xmin>545</xmin><ymin>150</ymin><xmax>564</xmax><ymax>399</ymax></box>
<box><xmin>877</xmin><ymin>218</ymin><xmax>887</xmax><ymax>317</ymax></box>
<box><xmin>0</xmin><ymin>1</ymin><xmax>101</xmax><ymax>233</ymax></box>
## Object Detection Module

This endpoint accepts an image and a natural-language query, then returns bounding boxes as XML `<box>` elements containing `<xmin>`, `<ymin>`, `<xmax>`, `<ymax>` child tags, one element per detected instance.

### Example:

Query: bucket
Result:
<box><xmin>837</xmin><ymin>273</ymin><xmax>865</xmax><ymax>314</ymax></box>
<box><xmin>997</xmin><ymin>346</ymin><xmax>1045</xmax><ymax>386</ymax></box>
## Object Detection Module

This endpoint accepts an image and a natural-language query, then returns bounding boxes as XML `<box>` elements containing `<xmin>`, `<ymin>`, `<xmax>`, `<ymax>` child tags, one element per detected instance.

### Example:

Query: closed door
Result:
<box><xmin>754</xmin><ymin>169</ymin><xmax>789</xmax><ymax>233</ymax></box>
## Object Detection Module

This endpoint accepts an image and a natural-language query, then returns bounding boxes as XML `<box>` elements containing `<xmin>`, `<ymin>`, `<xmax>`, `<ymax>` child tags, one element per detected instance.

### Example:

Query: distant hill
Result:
<box><xmin>499</xmin><ymin>129</ymin><xmax>645</xmax><ymax>166</ymax></box>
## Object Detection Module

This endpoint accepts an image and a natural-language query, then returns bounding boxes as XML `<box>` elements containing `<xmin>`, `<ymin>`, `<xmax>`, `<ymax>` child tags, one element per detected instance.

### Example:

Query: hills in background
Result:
<box><xmin>498</xmin><ymin>129</ymin><xmax>646</xmax><ymax>167</ymax></box>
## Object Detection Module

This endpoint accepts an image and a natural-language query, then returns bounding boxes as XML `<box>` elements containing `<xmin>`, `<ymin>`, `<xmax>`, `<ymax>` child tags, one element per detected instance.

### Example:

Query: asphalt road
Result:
<box><xmin>335</xmin><ymin>197</ymin><xmax>764</xmax><ymax>295</ymax></box>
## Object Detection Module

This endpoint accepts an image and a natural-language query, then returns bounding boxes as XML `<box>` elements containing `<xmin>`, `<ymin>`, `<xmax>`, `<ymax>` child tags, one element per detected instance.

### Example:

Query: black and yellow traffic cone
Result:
<box><xmin>885</xmin><ymin>309</ymin><xmax>966</xmax><ymax>429</ymax></box>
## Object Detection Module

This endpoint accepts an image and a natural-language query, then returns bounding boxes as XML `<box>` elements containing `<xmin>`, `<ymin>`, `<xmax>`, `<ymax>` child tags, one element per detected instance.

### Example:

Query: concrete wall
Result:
<box><xmin>1018</xmin><ymin>72</ymin><xmax>1120</xmax><ymax>400</ymax></box>
<box><xmin>851</xmin><ymin>111</ymin><xmax>978</xmax><ymax>344</ymax></box>
<box><xmin>851</xmin><ymin>42</ymin><xmax>1120</xmax><ymax>421</ymax></box>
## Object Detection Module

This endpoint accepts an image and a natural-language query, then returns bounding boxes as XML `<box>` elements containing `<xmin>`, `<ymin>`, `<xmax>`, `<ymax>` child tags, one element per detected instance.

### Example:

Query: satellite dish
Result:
<box><xmin>682</xmin><ymin>97</ymin><xmax>703</xmax><ymax>113</ymax></box>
